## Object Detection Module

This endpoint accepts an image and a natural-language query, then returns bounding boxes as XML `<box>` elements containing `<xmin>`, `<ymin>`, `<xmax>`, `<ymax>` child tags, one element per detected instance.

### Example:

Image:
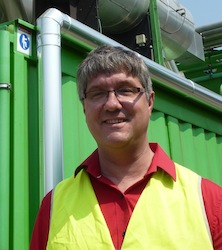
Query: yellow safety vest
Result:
<box><xmin>47</xmin><ymin>163</ymin><xmax>213</xmax><ymax>249</ymax></box>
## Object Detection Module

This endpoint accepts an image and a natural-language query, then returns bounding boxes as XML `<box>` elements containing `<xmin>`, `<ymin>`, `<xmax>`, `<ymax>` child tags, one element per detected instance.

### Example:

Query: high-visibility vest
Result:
<box><xmin>47</xmin><ymin>163</ymin><xmax>213</xmax><ymax>249</ymax></box>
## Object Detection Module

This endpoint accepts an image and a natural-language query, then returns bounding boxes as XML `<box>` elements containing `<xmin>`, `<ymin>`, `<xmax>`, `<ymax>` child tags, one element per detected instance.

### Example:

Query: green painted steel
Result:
<box><xmin>12</xmin><ymin>36</ymin><xmax>29</xmax><ymax>250</ymax></box>
<box><xmin>0</xmin><ymin>29</ymin><xmax>10</xmax><ymax>250</ymax></box>
<box><xmin>178</xmin><ymin>31</ymin><xmax>222</xmax><ymax>96</ymax></box>
<box><xmin>149</xmin><ymin>110</ymin><xmax>222</xmax><ymax>186</ymax></box>
<box><xmin>148</xmin><ymin>84</ymin><xmax>222</xmax><ymax>186</ymax></box>
<box><xmin>62</xmin><ymin>76</ymin><xmax>97</xmax><ymax>177</ymax></box>
<box><xmin>0</xmin><ymin>18</ymin><xmax>221</xmax><ymax>250</ymax></box>
<box><xmin>0</xmin><ymin>20</ymin><xmax>40</xmax><ymax>250</ymax></box>
<box><xmin>148</xmin><ymin>0</ymin><xmax>164</xmax><ymax>65</ymax></box>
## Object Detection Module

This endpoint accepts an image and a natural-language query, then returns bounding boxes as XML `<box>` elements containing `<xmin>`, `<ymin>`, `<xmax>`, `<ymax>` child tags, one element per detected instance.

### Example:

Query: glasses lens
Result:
<box><xmin>86</xmin><ymin>90</ymin><xmax>106</xmax><ymax>101</ymax></box>
<box><xmin>85</xmin><ymin>87</ymin><xmax>145</xmax><ymax>102</ymax></box>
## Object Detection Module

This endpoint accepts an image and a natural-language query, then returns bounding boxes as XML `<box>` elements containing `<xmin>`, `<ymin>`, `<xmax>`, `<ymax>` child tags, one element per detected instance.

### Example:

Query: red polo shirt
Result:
<box><xmin>30</xmin><ymin>143</ymin><xmax>222</xmax><ymax>250</ymax></box>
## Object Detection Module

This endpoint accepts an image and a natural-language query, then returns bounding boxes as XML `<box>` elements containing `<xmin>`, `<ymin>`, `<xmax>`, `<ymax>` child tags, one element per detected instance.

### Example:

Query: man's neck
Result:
<box><xmin>98</xmin><ymin>142</ymin><xmax>154</xmax><ymax>192</ymax></box>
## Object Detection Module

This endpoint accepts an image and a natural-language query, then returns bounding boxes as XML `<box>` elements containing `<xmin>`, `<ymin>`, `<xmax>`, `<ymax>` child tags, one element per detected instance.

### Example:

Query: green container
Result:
<box><xmin>0</xmin><ymin>18</ymin><xmax>221</xmax><ymax>250</ymax></box>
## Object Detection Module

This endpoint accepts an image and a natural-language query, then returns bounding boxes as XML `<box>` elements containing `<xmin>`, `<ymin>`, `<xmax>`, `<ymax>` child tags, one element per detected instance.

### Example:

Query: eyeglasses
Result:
<box><xmin>83</xmin><ymin>87</ymin><xmax>146</xmax><ymax>103</ymax></box>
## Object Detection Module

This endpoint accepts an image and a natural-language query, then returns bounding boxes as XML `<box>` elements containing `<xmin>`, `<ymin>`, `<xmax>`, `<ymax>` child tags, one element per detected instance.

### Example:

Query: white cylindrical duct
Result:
<box><xmin>157</xmin><ymin>0</ymin><xmax>195</xmax><ymax>60</ymax></box>
<box><xmin>98</xmin><ymin>0</ymin><xmax>150</xmax><ymax>34</ymax></box>
<box><xmin>37</xmin><ymin>8</ymin><xmax>65</xmax><ymax>194</ymax></box>
<box><xmin>98</xmin><ymin>0</ymin><xmax>195</xmax><ymax>60</ymax></box>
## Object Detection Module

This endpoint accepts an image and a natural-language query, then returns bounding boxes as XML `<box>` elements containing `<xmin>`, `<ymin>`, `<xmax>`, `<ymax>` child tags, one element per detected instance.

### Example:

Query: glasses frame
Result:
<box><xmin>83</xmin><ymin>87</ymin><xmax>146</xmax><ymax>102</ymax></box>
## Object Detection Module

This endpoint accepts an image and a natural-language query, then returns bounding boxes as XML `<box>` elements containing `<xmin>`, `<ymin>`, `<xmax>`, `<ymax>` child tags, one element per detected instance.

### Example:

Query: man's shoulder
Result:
<box><xmin>201</xmin><ymin>177</ymin><xmax>222</xmax><ymax>246</ymax></box>
<box><xmin>202</xmin><ymin>177</ymin><xmax>222</xmax><ymax>198</ymax></box>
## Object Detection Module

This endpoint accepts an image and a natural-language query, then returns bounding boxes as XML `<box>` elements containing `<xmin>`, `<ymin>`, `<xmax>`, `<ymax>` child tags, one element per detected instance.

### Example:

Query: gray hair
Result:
<box><xmin>76</xmin><ymin>45</ymin><xmax>153</xmax><ymax>102</ymax></box>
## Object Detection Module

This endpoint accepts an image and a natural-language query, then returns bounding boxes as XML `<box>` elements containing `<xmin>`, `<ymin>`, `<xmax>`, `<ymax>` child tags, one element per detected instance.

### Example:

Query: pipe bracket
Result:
<box><xmin>0</xmin><ymin>83</ymin><xmax>11</xmax><ymax>90</ymax></box>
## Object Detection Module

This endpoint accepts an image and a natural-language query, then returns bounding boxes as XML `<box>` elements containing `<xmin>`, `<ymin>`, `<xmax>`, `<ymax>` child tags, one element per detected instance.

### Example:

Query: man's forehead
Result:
<box><xmin>87</xmin><ymin>73</ymin><xmax>140</xmax><ymax>87</ymax></box>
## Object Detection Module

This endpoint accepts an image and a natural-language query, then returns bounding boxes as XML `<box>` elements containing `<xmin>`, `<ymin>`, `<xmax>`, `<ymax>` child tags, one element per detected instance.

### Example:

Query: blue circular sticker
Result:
<box><xmin>19</xmin><ymin>34</ymin><xmax>30</xmax><ymax>50</ymax></box>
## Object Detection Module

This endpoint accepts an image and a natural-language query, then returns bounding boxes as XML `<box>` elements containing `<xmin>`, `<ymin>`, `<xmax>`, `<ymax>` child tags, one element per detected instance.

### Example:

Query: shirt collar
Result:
<box><xmin>74</xmin><ymin>143</ymin><xmax>176</xmax><ymax>181</ymax></box>
<box><xmin>74</xmin><ymin>150</ymin><xmax>99</xmax><ymax>177</ymax></box>
<box><xmin>149</xmin><ymin>143</ymin><xmax>176</xmax><ymax>181</ymax></box>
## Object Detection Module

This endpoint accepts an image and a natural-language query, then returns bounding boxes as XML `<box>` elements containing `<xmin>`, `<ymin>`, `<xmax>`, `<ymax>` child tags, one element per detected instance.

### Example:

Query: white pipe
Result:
<box><xmin>37</xmin><ymin>8</ymin><xmax>222</xmax><ymax>194</ymax></box>
<box><xmin>196</xmin><ymin>21</ymin><xmax>222</xmax><ymax>48</ymax></box>
<box><xmin>196</xmin><ymin>21</ymin><xmax>222</xmax><ymax>34</ymax></box>
<box><xmin>37</xmin><ymin>9</ymin><xmax>65</xmax><ymax>194</ymax></box>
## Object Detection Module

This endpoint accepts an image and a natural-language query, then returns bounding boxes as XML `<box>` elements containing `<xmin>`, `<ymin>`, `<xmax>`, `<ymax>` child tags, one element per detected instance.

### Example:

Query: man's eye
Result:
<box><xmin>89</xmin><ymin>91</ymin><xmax>105</xmax><ymax>99</ymax></box>
<box><xmin>117</xmin><ymin>88</ymin><xmax>134</xmax><ymax>95</ymax></box>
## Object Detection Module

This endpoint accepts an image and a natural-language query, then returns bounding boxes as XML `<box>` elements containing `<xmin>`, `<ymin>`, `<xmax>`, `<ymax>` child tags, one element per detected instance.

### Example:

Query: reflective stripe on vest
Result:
<box><xmin>47</xmin><ymin>163</ymin><xmax>213</xmax><ymax>249</ymax></box>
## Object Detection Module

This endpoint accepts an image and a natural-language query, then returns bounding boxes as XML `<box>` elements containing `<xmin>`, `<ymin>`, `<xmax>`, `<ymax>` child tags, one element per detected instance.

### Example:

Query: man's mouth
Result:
<box><xmin>105</xmin><ymin>119</ymin><xmax>126</xmax><ymax>124</ymax></box>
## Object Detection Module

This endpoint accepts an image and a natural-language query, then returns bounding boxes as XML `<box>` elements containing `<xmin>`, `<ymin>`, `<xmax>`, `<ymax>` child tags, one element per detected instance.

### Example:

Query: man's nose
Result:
<box><xmin>103</xmin><ymin>91</ymin><xmax>122</xmax><ymax>110</ymax></box>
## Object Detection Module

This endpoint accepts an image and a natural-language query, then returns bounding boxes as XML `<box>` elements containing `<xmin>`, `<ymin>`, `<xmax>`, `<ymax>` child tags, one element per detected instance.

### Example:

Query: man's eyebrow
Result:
<box><xmin>86</xmin><ymin>78</ymin><xmax>138</xmax><ymax>90</ymax></box>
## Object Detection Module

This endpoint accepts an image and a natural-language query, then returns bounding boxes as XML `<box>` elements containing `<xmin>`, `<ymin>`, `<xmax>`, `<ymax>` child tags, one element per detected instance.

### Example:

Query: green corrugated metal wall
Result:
<box><xmin>0</xmin><ymin>20</ymin><xmax>39</xmax><ymax>250</ymax></box>
<box><xmin>149</xmin><ymin>111</ymin><xmax>222</xmax><ymax>185</ymax></box>
<box><xmin>0</xmin><ymin>19</ymin><xmax>221</xmax><ymax>250</ymax></box>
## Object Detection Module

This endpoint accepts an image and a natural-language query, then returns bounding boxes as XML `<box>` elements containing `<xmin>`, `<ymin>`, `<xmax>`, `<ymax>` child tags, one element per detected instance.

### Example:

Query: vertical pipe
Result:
<box><xmin>0</xmin><ymin>30</ymin><xmax>11</xmax><ymax>250</ymax></box>
<box><xmin>37</xmin><ymin>9</ymin><xmax>64</xmax><ymax>195</ymax></box>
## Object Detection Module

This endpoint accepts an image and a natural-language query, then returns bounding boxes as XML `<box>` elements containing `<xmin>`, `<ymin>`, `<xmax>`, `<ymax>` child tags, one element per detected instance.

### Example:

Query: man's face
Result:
<box><xmin>83</xmin><ymin>72</ymin><xmax>154</xmax><ymax>150</ymax></box>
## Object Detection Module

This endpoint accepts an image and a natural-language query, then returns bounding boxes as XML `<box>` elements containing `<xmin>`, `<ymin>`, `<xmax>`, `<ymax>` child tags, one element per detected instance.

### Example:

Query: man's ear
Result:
<box><xmin>148</xmin><ymin>91</ymin><xmax>155</xmax><ymax>111</ymax></box>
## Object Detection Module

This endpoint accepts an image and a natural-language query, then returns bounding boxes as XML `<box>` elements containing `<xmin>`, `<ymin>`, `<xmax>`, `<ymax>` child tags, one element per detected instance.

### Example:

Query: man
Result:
<box><xmin>30</xmin><ymin>45</ymin><xmax>222</xmax><ymax>249</ymax></box>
